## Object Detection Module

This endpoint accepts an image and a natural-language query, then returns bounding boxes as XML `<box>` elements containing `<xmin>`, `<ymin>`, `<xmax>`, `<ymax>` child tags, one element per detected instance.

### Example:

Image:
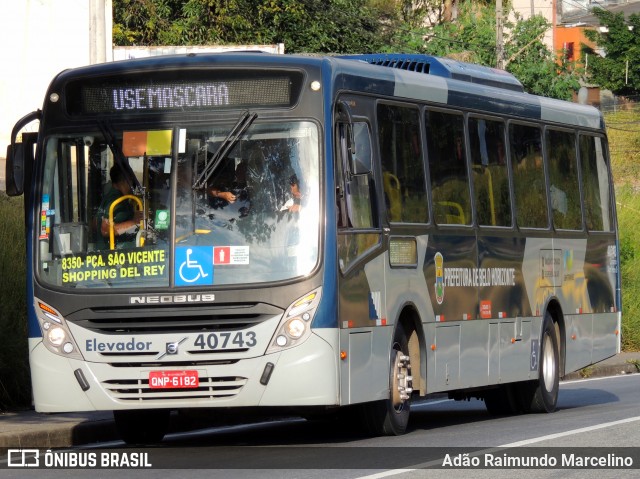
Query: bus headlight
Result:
<box><xmin>266</xmin><ymin>287</ymin><xmax>321</xmax><ymax>354</ymax></box>
<box><xmin>47</xmin><ymin>327</ymin><xmax>66</xmax><ymax>346</ymax></box>
<box><xmin>35</xmin><ymin>298</ymin><xmax>84</xmax><ymax>360</ymax></box>
<box><xmin>287</xmin><ymin>318</ymin><xmax>306</xmax><ymax>339</ymax></box>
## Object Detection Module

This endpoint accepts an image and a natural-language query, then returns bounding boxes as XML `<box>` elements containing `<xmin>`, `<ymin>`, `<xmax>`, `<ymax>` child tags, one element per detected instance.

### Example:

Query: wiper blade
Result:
<box><xmin>193</xmin><ymin>111</ymin><xmax>258</xmax><ymax>190</ymax></box>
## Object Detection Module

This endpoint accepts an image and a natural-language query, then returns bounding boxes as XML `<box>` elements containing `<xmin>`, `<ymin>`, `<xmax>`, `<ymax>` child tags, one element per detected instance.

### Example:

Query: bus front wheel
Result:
<box><xmin>113</xmin><ymin>409</ymin><xmax>170</xmax><ymax>445</ymax></box>
<box><xmin>358</xmin><ymin>325</ymin><xmax>412</xmax><ymax>436</ymax></box>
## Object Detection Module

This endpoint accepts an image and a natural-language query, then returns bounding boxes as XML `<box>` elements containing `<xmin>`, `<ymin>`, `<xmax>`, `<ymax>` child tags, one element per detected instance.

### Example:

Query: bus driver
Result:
<box><xmin>95</xmin><ymin>166</ymin><xmax>143</xmax><ymax>250</ymax></box>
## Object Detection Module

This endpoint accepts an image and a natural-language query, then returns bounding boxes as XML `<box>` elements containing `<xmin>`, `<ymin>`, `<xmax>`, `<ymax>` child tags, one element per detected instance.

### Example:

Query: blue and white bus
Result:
<box><xmin>5</xmin><ymin>53</ymin><xmax>620</xmax><ymax>443</ymax></box>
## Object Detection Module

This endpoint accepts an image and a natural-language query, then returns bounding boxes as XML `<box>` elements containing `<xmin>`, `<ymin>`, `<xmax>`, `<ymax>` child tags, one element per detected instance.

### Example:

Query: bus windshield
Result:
<box><xmin>36</xmin><ymin>120</ymin><xmax>320</xmax><ymax>289</ymax></box>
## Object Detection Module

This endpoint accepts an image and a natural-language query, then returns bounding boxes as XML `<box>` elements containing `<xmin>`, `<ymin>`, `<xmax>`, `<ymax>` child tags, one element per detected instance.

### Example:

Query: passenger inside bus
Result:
<box><xmin>205</xmin><ymin>149</ymin><xmax>260</xmax><ymax>216</ymax></box>
<box><xmin>95</xmin><ymin>166</ymin><xmax>143</xmax><ymax>250</ymax></box>
<box><xmin>280</xmin><ymin>174</ymin><xmax>304</xmax><ymax>213</ymax></box>
<box><xmin>207</xmin><ymin>157</ymin><xmax>245</xmax><ymax>205</ymax></box>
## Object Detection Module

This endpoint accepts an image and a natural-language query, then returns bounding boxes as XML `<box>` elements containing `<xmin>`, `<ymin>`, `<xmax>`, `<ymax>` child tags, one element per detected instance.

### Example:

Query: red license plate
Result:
<box><xmin>149</xmin><ymin>370</ymin><xmax>199</xmax><ymax>389</ymax></box>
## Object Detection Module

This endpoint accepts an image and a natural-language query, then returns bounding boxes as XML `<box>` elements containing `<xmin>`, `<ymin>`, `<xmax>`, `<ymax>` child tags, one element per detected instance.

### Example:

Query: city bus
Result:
<box><xmin>5</xmin><ymin>52</ymin><xmax>620</xmax><ymax>444</ymax></box>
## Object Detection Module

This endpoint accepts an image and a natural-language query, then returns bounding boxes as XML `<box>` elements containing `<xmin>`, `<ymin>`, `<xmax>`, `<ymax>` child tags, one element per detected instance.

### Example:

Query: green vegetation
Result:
<box><xmin>579</xmin><ymin>366</ymin><xmax>594</xmax><ymax>378</ymax></box>
<box><xmin>614</xmin><ymin>184</ymin><xmax>640</xmax><ymax>351</ymax></box>
<box><xmin>0</xmin><ymin>194</ymin><xmax>30</xmax><ymax>410</ymax></box>
<box><xmin>583</xmin><ymin>9</ymin><xmax>640</xmax><ymax>97</ymax></box>
<box><xmin>606</xmin><ymin>110</ymin><xmax>640</xmax><ymax>184</ymax></box>
<box><xmin>112</xmin><ymin>0</ymin><xmax>582</xmax><ymax>101</ymax></box>
<box><xmin>606</xmin><ymin>108</ymin><xmax>640</xmax><ymax>351</ymax></box>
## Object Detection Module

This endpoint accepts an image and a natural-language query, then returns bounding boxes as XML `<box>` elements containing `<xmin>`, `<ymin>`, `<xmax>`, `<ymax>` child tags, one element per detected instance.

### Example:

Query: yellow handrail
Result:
<box><xmin>108</xmin><ymin>194</ymin><xmax>144</xmax><ymax>250</ymax></box>
<box><xmin>472</xmin><ymin>165</ymin><xmax>496</xmax><ymax>226</ymax></box>
<box><xmin>383</xmin><ymin>171</ymin><xmax>402</xmax><ymax>221</ymax></box>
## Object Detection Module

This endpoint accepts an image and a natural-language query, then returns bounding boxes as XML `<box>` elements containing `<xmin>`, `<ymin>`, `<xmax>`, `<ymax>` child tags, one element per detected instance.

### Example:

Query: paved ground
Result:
<box><xmin>1</xmin><ymin>351</ymin><xmax>638</xmax><ymax>448</ymax></box>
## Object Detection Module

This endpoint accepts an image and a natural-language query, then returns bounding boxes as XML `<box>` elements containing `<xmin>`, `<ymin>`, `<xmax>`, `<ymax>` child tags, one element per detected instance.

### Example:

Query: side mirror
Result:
<box><xmin>5</xmin><ymin>110</ymin><xmax>41</xmax><ymax>197</ymax></box>
<box><xmin>6</xmin><ymin>143</ymin><xmax>25</xmax><ymax>196</ymax></box>
<box><xmin>349</xmin><ymin>123</ymin><xmax>372</xmax><ymax>176</ymax></box>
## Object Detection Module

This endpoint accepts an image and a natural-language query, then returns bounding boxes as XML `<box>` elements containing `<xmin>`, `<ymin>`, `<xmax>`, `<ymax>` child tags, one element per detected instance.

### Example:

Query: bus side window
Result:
<box><xmin>468</xmin><ymin>117</ymin><xmax>511</xmax><ymax>227</ymax></box>
<box><xmin>509</xmin><ymin>123</ymin><xmax>548</xmax><ymax>229</ymax></box>
<box><xmin>546</xmin><ymin>129</ymin><xmax>581</xmax><ymax>230</ymax></box>
<box><xmin>377</xmin><ymin>104</ymin><xmax>428</xmax><ymax>224</ymax></box>
<box><xmin>425</xmin><ymin>110</ymin><xmax>471</xmax><ymax>225</ymax></box>
<box><xmin>580</xmin><ymin>135</ymin><xmax>613</xmax><ymax>232</ymax></box>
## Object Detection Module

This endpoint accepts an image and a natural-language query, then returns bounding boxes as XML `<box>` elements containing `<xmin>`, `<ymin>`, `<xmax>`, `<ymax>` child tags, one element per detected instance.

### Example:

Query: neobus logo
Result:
<box><xmin>129</xmin><ymin>293</ymin><xmax>216</xmax><ymax>304</ymax></box>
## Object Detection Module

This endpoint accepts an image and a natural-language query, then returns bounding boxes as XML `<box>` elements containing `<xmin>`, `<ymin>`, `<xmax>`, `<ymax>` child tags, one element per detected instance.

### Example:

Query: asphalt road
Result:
<box><xmin>4</xmin><ymin>374</ymin><xmax>639</xmax><ymax>479</ymax></box>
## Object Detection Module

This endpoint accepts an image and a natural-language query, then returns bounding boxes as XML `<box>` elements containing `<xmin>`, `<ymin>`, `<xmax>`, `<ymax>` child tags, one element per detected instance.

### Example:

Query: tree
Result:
<box><xmin>392</xmin><ymin>3</ymin><xmax>581</xmax><ymax>100</ymax></box>
<box><xmin>506</xmin><ymin>14</ymin><xmax>581</xmax><ymax>100</ymax></box>
<box><xmin>113</xmin><ymin>0</ymin><xmax>386</xmax><ymax>53</ymax></box>
<box><xmin>112</xmin><ymin>0</ymin><xmax>581</xmax><ymax>100</ymax></box>
<box><xmin>582</xmin><ymin>8</ymin><xmax>640</xmax><ymax>96</ymax></box>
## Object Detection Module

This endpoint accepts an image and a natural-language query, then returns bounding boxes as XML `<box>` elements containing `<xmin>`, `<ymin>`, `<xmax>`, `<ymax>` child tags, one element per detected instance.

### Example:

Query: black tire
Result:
<box><xmin>358</xmin><ymin>325</ymin><xmax>412</xmax><ymax>436</ymax></box>
<box><xmin>518</xmin><ymin>313</ymin><xmax>560</xmax><ymax>413</ymax></box>
<box><xmin>113</xmin><ymin>409</ymin><xmax>171</xmax><ymax>445</ymax></box>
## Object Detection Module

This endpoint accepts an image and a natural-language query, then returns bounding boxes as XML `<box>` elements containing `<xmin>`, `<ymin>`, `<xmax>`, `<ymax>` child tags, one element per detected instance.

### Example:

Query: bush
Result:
<box><xmin>615</xmin><ymin>184</ymin><xmax>640</xmax><ymax>351</ymax></box>
<box><xmin>0</xmin><ymin>193</ymin><xmax>31</xmax><ymax>410</ymax></box>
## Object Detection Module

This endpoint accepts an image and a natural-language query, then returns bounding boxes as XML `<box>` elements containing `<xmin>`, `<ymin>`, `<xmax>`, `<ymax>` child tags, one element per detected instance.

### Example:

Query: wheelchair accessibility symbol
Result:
<box><xmin>175</xmin><ymin>246</ymin><xmax>213</xmax><ymax>286</ymax></box>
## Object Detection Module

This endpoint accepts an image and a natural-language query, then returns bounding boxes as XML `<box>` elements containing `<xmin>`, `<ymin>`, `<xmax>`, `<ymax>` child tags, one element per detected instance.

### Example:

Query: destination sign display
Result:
<box><xmin>65</xmin><ymin>71</ymin><xmax>302</xmax><ymax>115</ymax></box>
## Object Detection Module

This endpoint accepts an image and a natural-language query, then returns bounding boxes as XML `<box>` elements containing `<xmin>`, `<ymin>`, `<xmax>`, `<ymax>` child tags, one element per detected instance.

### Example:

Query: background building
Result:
<box><xmin>0</xmin><ymin>0</ymin><xmax>112</xmax><ymax>155</ymax></box>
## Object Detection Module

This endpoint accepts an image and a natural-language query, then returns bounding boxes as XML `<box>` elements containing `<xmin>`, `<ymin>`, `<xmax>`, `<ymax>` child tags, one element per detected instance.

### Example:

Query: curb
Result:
<box><xmin>562</xmin><ymin>361</ymin><xmax>639</xmax><ymax>381</ymax></box>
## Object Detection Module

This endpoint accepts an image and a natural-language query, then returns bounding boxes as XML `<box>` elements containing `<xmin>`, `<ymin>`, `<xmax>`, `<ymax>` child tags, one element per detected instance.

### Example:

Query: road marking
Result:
<box><xmin>500</xmin><ymin>415</ymin><xmax>640</xmax><ymax>447</ymax></box>
<box><xmin>357</xmin><ymin>470</ymin><xmax>415</xmax><ymax>479</ymax></box>
<box><xmin>561</xmin><ymin>373</ymin><xmax>638</xmax><ymax>385</ymax></box>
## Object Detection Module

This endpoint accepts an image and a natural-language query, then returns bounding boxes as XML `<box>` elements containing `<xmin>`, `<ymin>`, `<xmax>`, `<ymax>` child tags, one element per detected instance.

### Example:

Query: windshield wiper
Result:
<box><xmin>193</xmin><ymin>111</ymin><xmax>258</xmax><ymax>190</ymax></box>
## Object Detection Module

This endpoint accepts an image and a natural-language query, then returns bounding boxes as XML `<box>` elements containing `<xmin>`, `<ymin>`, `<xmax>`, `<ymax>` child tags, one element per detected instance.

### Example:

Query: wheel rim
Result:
<box><xmin>391</xmin><ymin>347</ymin><xmax>412</xmax><ymax>410</ymax></box>
<box><xmin>542</xmin><ymin>332</ymin><xmax>556</xmax><ymax>392</ymax></box>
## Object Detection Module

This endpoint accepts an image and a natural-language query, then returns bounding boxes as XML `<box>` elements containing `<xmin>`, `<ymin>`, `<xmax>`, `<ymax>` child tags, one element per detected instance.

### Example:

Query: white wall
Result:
<box><xmin>509</xmin><ymin>0</ymin><xmax>555</xmax><ymax>52</ymax></box>
<box><xmin>0</xmin><ymin>0</ymin><xmax>111</xmax><ymax>155</ymax></box>
<box><xmin>0</xmin><ymin>1</ymin><xmax>275</xmax><ymax>159</ymax></box>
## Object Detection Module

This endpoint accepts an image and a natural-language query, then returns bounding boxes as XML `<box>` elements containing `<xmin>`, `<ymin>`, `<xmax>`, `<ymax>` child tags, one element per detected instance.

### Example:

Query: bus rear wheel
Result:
<box><xmin>113</xmin><ymin>409</ymin><xmax>170</xmax><ymax>445</ymax></box>
<box><xmin>359</xmin><ymin>326</ymin><xmax>412</xmax><ymax>436</ymax></box>
<box><xmin>517</xmin><ymin>313</ymin><xmax>560</xmax><ymax>413</ymax></box>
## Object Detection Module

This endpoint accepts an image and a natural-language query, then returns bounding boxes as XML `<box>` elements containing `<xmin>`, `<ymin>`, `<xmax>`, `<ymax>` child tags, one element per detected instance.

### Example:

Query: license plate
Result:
<box><xmin>149</xmin><ymin>370</ymin><xmax>199</xmax><ymax>389</ymax></box>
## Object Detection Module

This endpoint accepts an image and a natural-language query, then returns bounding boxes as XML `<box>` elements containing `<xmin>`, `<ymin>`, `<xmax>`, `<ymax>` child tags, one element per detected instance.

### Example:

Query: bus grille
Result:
<box><xmin>103</xmin><ymin>375</ymin><xmax>247</xmax><ymax>402</ymax></box>
<box><xmin>68</xmin><ymin>302</ymin><xmax>283</xmax><ymax>334</ymax></box>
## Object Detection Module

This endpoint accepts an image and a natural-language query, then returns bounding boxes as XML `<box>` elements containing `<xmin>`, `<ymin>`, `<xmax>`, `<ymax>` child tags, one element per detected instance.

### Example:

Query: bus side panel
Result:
<box><xmin>564</xmin><ymin>312</ymin><xmax>594</xmax><ymax>374</ymax></box>
<box><xmin>498</xmin><ymin>318</ymin><xmax>533</xmax><ymax>383</ymax></box>
<box><xmin>338</xmin><ymin>252</ymin><xmax>391</xmax><ymax>405</ymax></box>
<box><xmin>424</xmin><ymin>232</ymin><xmax>478</xmax><ymax>323</ymax></box>
<box><xmin>459</xmin><ymin>320</ymin><xmax>492</xmax><ymax>389</ymax></box>
<box><xmin>585</xmin><ymin>235</ymin><xmax>619</xmax><ymax>364</ymax></box>
<box><xmin>552</xmin><ymin>237</ymin><xmax>592</xmax><ymax>373</ymax></box>
<box><xmin>522</xmin><ymin>237</ymin><xmax>555</xmax><ymax>318</ymax></box>
<box><xmin>432</xmin><ymin>324</ymin><xmax>460</xmax><ymax>390</ymax></box>
<box><xmin>478</xmin><ymin>235</ymin><xmax>529</xmax><ymax>318</ymax></box>
<box><xmin>592</xmin><ymin>312</ymin><xmax>619</xmax><ymax>363</ymax></box>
